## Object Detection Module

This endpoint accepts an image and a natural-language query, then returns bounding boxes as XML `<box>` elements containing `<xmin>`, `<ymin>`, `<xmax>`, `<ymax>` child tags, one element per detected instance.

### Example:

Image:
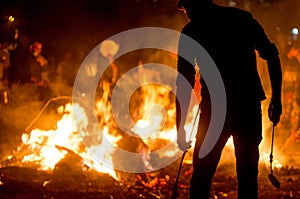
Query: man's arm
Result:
<box><xmin>176</xmin><ymin>34</ymin><xmax>195</xmax><ymax>150</ymax></box>
<box><xmin>265</xmin><ymin>45</ymin><xmax>282</xmax><ymax>126</ymax></box>
<box><xmin>266</xmin><ymin>45</ymin><xmax>282</xmax><ymax>99</ymax></box>
<box><xmin>175</xmin><ymin>76</ymin><xmax>192</xmax><ymax>131</ymax></box>
<box><xmin>175</xmin><ymin>61</ymin><xmax>194</xmax><ymax>151</ymax></box>
<box><xmin>251</xmin><ymin>17</ymin><xmax>282</xmax><ymax>125</ymax></box>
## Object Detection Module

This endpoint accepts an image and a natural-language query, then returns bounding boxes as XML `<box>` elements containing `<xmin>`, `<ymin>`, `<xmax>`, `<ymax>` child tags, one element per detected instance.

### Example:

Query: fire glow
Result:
<box><xmin>7</xmin><ymin>63</ymin><xmax>283</xmax><ymax>182</ymax></box>
<box><xmin>20</xmin><ymin>102</ymin><xmax>120</xmax><ymax>179</ymax></box>
<box><xmin>13</xmin><ymin>64</ymin><xmax>193</xmax><ymax>180</ymax></box>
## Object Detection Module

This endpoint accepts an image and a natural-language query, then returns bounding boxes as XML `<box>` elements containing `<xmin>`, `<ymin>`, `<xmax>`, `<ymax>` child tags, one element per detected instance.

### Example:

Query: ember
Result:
<box><xmin>1</xmin><ymin>159</ymin><xmax>300</xmax><ymax>198</ymax></box>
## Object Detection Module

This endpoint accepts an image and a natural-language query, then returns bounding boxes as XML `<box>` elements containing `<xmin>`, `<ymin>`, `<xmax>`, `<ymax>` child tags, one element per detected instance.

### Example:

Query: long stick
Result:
<box><xmin>171</xmin><ymin>151</ymin><xmax>187</xmax><ymax>199</ymax></box>
<box><xmin>269</xmin><ymin>124</ymin><xmax>275</xmax><ymax>174</ymax></box>
<box><xmin>268</xmin><ymin>124</ymin><xmax>281</xmax><ymax>189</ymax></box>
<box><xmin>171</xmin><ymin>104</ymin><xmax>200</xmax><ymax>199</ymax></box>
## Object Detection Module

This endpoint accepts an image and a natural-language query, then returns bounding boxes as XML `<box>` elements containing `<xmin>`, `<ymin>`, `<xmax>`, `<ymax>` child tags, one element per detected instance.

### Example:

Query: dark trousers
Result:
<box><xmin>190</xmin><ymin>100</ymin><xmax>262</xmax><ymax>199</ymax></box>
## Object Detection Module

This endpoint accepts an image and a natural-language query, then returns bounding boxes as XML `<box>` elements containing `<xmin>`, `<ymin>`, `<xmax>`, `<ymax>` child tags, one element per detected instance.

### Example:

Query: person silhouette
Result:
<box><xmin>175</xmin><ymin>0</ymin><xmax>282</xmax><ymax>198</ymax></box>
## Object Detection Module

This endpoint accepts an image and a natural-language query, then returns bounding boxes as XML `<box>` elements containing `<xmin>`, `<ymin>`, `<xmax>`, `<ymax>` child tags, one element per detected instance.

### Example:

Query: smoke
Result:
<box><xmin>0</xmin><ymin>84</ymin><xmax>61</xmax><ymax>158</ymax></box>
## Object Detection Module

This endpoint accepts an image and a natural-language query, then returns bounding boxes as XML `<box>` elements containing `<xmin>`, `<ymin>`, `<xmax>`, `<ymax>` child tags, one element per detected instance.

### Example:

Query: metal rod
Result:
<box><xmin>171</xmin><ymin>104</ymin><xmax>200</xmax><ymax>199</ymax></box>
<box><xmin>268</xmin><ymin>123</ymin><xmax>281</xmax><ymax>189</ymax></box>
<box><xmin>171</xmin><ymin>151</ymin><xmax>187</xmax><ymax>199</ymax></box>
<box><xmin>269</xmin><ymin>124</ymin><xmax>275</xmax><ymax>174</ymax></box>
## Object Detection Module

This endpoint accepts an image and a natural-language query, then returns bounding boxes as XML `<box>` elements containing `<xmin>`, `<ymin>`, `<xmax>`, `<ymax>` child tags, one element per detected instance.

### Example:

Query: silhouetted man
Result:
<box><xmin>175</xmin><ymin>0</ymin><xmax>282</xmax><ymax>198</ymax></box>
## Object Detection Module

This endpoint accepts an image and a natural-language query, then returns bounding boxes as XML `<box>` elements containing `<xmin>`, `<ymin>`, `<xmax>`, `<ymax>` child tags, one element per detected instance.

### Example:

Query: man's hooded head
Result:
<box><xmin>177</xmin><ymin>0</ymin><xmax>213</xmax><ymax>20</ymax></box>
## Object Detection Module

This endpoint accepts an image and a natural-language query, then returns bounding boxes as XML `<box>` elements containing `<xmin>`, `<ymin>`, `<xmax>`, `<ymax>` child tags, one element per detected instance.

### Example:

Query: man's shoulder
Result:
<box><xmin>180</xmin><ymin>4</ymin><xmax>255</xmax><ymax>33</ymax></box>
<box><xmin>215</xmin><ymin>4</ymin><xmax>253</xmax><ymax>19</ymax></box>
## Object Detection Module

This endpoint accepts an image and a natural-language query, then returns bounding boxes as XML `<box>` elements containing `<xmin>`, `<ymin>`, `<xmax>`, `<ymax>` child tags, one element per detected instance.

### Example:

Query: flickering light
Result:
<box><xmin>228</xmin><ymin>1</ymin><xmax>236</xmax><ymax>7</ymax></box>
<box><xmin>8</xmin><ymin>16</ymin><xmax>15</xmax><ymax>22</ymax></box>
<box><xmin>291</xmin><ymin>27</ymin><xmax>298</xmax><ymax>36</ymax></box>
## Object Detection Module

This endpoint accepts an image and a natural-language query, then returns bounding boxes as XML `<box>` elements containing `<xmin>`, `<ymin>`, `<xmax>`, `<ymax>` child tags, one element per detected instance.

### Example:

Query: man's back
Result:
<box><xmin>178</xmin><ymin>4</ymin><xmax>271</xmax><ymax>104</ymax></box>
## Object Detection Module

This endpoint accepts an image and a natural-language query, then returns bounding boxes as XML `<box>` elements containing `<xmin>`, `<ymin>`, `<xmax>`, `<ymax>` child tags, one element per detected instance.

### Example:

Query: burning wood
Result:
<box><xmin>1</xmin><ymin>161</ymin><xmax>300</xmax><ymax>198</ymax></box>
<box><xmin>0</xmin><ymin>55</ymin><xmax>299</xmax><ymax>199</ymax></box>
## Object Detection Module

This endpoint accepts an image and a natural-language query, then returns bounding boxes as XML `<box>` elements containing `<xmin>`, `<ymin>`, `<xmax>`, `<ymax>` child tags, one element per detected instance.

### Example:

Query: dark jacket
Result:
<box><xmin>176</xmin><ymin>4</ymin><xmax>280</xmax><ymax>107</ymax></box>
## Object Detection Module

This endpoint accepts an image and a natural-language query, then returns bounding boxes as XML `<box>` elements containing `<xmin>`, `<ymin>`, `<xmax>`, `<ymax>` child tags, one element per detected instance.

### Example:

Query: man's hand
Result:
<box><xmin>177</xmin><ymin>128</ymin><xmax>192</xmax><ymax>151</ymax></box>
<box><xmin>268</xmin><ymin>97</ymin><xmax>282</xmax><ymax>126</ymax></box>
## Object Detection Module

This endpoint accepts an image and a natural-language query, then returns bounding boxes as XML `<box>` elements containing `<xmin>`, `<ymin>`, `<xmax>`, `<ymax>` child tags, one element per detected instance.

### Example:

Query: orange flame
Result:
<box><xmin>20</xmin><ymin>101</ymin><xmax>119</xmax><ymax>179</ymax></box>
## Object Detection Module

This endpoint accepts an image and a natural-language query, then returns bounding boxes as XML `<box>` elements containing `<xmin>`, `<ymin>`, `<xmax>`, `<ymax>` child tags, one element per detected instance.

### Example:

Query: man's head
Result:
<box><xmin>30</xmin><ymin>41</ymin><xmax>42</xmax><ymax>56</ymax></box>
<box><xmin>177</xmin><ymin>0</ymin><xmax>213</xmax><ymax>19</ymax></box>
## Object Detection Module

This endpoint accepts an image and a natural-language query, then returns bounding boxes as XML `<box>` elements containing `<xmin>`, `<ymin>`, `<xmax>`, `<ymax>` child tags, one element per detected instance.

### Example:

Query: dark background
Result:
<box><xmin>1</xmin><ymin>0</ymin><xmax>299</xmax><ymax>67</ymax></box>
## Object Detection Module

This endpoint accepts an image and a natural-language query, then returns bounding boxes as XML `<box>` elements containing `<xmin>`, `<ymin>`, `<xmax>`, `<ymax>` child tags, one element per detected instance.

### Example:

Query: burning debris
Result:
<box><xmin>1</xmin><ymin>98</ymin><xmax>299</xmax><ymax>199</ymax></box>
<box><xmin>1</xmin><ymin>156</ymin><xmax>300</xmax><ymax>199</ymax></box>
<box><xmin>0</xmin><ymin>47</ymin><xmax>299</xmax><ymax>199</ymax></box>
